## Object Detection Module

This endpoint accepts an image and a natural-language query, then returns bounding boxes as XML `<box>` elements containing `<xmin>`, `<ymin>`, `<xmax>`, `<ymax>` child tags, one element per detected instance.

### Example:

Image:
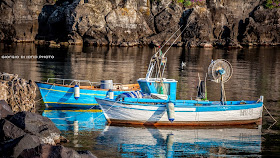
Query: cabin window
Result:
<box><xmin>154</xmin><ymin>82</ymin><xmax>170</xmax><ymax>95</ymax></box>
<box><xmin>138</xmin><ymin>82</ymin><xmax>151</xmax><ymax>94</ymax></box>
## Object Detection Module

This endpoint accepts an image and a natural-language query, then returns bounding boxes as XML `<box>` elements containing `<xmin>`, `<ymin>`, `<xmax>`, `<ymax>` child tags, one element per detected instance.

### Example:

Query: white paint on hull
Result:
<box><xmin>97</xmin><ymin>99</ymin><xmax>263</xmax><ymax>124</ymax></box>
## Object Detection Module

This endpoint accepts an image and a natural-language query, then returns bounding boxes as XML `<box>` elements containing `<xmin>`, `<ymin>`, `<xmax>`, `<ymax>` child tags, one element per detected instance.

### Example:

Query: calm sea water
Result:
<box><xmin>0</xmin><ymin>43</ymin><xmax>279</xmax><ymax>157</ymax></box>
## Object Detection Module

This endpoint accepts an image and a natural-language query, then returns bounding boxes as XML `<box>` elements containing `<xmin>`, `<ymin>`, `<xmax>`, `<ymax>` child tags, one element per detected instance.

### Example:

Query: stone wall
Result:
<box><xmin>0</xmin><ymin>73</ymin><xmax>37</xmax><ymax>113</ymax></box>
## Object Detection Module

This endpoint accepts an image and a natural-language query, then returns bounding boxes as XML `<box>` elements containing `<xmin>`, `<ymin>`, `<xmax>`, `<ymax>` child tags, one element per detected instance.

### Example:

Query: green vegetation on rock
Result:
<box><xmin>177</xmin><ymin>0</ymin><xmax>204</xmax><ymax>7</ymax></box>
<box><xmin>265</xmin><ymin>0</ymin><xmax>280</xmax><ymax>8</ymax></box>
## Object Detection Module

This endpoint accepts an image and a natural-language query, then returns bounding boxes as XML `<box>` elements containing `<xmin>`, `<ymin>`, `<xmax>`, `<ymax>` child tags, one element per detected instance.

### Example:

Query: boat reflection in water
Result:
<box><xmin>42</xmin><ymin>109</ymin><xmax>106</xmax><ymax>131</ymax></box>
<box><xmin>42</xmin><ymin>109</ymin><xmax>262</xmax><ymax>157</ymax></box>
<box><xmin>97</xmin><ymin>125</ymin><xmax>262</xmax><ymax>157</ymax></box>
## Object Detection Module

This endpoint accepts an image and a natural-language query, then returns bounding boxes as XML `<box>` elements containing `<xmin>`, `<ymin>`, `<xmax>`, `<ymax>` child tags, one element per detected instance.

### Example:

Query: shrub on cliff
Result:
<box><xmin>177</xmin><ymin>0</ymin><xmax>205</xmax><ymax>7</ymax></box>
<box><xmin>265</xmin><ymin>0</ymin><xmax>280</xmax><ymax>8</ymax></box>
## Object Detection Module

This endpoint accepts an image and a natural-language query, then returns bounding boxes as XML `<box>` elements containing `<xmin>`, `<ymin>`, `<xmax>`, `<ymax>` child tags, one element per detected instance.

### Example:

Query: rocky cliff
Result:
<box><xmin>0</xmin><ymin>0</ymin><xmax>47</xmax><ymax>43</ymax></box>
<box><xmin>0</xmin><ymin>0</ymin><xmax>279</xmax><ymax>47</ymax></box>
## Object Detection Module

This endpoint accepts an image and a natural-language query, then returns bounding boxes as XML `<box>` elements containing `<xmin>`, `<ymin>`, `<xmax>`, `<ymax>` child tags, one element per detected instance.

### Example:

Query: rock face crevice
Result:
<box><xmin>0</xmin><ymin>0</ymin><xmax>280</xmax><ymax>47</ymax></box>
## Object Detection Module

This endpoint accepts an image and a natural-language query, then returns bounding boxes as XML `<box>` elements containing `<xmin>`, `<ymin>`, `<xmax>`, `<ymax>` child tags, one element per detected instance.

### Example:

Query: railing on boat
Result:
<box><xmin>46</xmin><ymin>78</ymin><xmax>126</xmax><ymax>89</ymax></box>
<box><xmin>47</xmin><ymin>78</ymin><xmax>96</xmax><ymax>86</ymax></box>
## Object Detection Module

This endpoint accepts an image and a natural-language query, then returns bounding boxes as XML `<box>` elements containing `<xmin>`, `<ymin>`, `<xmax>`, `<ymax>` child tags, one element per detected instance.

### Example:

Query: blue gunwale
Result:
<box><xmin>36</xmin><ymin>82</ymin><xmax>138</xmax><ymax>109</ymax></box>
<box><xmin>97</xmin><ymin>98</ymin><xmax>263</xmax><ymax>112</ymax></box>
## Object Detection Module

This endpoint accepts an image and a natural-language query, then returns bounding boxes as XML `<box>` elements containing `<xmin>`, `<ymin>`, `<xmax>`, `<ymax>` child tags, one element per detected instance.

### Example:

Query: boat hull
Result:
<box><xmin>37</xmin><ymin>82</ymin><xmax>137</xmax><ymax>109</ymax></box>
<box><xmin>96</xmin><ymin>98</ymin><xmax>263</xmax><ymax>126</ymax></box>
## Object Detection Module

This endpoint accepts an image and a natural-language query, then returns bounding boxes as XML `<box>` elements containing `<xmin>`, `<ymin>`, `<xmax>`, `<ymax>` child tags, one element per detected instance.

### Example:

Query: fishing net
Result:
<box><xmin>0</xmin><ymin>72</ymin><xmax>37</xmax><ymax>113</ymax></box>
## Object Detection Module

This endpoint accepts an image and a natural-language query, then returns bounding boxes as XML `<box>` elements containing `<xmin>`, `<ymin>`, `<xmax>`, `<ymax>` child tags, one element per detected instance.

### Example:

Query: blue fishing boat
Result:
<box><xmin>96</xmin><ymin>49</ymin><xmax>264</xmax><ymax>126</ymax></box>
<box><xmin>36</xmin><ymin>78</ymin><xmax>139</xmax><ymax>109</ymax></box>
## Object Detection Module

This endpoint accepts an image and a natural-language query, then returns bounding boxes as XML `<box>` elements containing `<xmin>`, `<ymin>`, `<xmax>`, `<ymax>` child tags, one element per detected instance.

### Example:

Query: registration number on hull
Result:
<box><xmin>240</xmin><ymin>109</ymin><xmax>253</xmax><ymax>116</ymax></box>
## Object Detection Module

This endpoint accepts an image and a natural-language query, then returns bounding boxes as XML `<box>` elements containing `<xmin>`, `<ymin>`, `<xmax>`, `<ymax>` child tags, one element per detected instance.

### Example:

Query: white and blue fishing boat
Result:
<box><xmin>96</xmin><ymin>50</ymin><xmax>264</xmax><ymax>126</ymax></box>
<box><xmin>36</xmin><ymin>79</ymin><xmax>139</xmax><ymax>109</ymax></box>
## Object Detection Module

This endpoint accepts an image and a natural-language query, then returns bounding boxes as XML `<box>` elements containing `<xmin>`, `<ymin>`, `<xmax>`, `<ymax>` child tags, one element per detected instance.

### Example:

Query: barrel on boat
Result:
<box><xmin>101</xmin><ymin>80</ymin><xmax>113</xmax><ymax>89</ymax></box>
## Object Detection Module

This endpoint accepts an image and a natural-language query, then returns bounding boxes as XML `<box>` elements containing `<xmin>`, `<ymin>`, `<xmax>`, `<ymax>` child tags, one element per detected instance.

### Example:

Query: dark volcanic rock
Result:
<box><xmin>105</xmin><ymin>6</ymin><xmax>152</xmax><ymax>46</ymax></box>
<box><xmin>13</xmin><ymin>134</ymin><xmax>41</xmax><ymax>158</ymax></box>
<box><xmin>77</xmin><ymin>150</ymin><xmax>97</xmax><ymax>158</ymax></box>
<box><xmin>8</xmin><ymin>111</ymin><xmax>61</xmax><ymax>145</ymax></box>
<box><xmin>74</xmin><ymin>0</ymin><xmax>113</xmax><ymax>45</ymax></box>
<box><xmin>208</xmin><ymin>0</ymin><xmax>261</xmax><ymax>47</ymax></box>
<box><xmin>0</xmin><ymin>135</ymin><xmax>24</xmax><ymax>157</ymax></box>
<box><xmin>146</xmin><ymin>1</ymin><xmax>184</xmax><ymax>46</ymax></box>
<box><xmin>0</xmin><ymin>100</ymin><xmax>13</xmax><ymax>118</ymax></box>
<box><xmin>181</xmin><ymin>6</ymin><xmax>213</xmax><ymax>47</ymax></box>
<box><xmin>37</xmin><ymin>0</ymin><xmax>153</xmax><ymax>45</ymax></box>
<box><xmin>0</xmin><ymin>23</ymin><xmax>16</xmax><ymax>44</ymax></box>
<box><xmin>0</xmin><ymin>0</ymin><xmax>280</xmax><ymax>46</ymax></box>
<box><xmin>18</xmin><ymin>144</ymin><xmax>97</xmax><ymax>158</ymax></box>
<box><xmin>240</xmin><ymin>6</ymin><xmax>280</xmax><ymax>45</ymax></box>
<box><xmin>0</xmin><ymin>0</ymin><xmax>49</xmax><ymax>43</ymax></box>
<box><xmin>0</xmin><ymin>111</ymin><xmax>94</xmax><ymax>158</ymax></box>
<box><xmin>0</xmin><ymin>119</ymin><xmax>25</xmax><ymax>142</ymax></box>
<box><xmin>180</xmin><ymin>0</ymin><xmax>261</xmax><ymax>47</ymax></box>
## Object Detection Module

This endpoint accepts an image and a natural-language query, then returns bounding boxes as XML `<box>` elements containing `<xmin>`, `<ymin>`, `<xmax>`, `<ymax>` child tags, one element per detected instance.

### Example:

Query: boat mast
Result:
<box><xmin>145</xmin><ymin>47</ymin><xmax>167</xmax><ymax>80</ymax></box>
<box><xmin>145</xmin><ymin>20</ymin><xmax>192</xmax><ymax>80</ymax></box>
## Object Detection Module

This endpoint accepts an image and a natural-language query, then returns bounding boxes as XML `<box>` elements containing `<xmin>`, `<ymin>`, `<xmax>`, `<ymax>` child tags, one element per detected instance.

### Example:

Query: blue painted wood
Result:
<box><xmin>37</xmin><ymin>82</ymin><xmax>131</xmax><ymax>109</ymax></box>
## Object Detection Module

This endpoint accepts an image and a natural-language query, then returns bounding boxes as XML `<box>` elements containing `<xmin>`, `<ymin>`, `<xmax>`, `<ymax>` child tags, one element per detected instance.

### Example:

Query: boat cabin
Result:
<box><xmin>137</xmin><ymin>78</ymin><xmax>177</xmax><ymax>101</ymax></box>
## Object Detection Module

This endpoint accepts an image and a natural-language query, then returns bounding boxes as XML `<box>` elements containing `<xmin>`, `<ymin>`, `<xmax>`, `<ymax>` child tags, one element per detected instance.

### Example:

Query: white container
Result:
<box><xmin>101</xmin><ymin>80</ymin><xmax>113</xmax><ymax>89</ymax></box>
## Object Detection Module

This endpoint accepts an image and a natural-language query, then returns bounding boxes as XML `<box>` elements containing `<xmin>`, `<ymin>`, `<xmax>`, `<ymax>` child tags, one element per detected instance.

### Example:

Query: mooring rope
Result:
<box><xmin>162</xmin><ymin>20</ymin><xmax>192</xmax><ymax>57</ymax></box>
<box><xmin>67</xmin><ymin>99</ymin><xmax>119</xmax><ymax>125</ymax></box>
<box><xmin>160</xmin><ymin>25</ymin><xmax>184</xmax><ymax>50</ymax></box>
<box><xmin>91</xmin><ymin>100</ymin><xmax>118</xmax><ymax>122</ymax></box>
<box><xmin>148</xmin><ymin>20</ymin><xmax>192</xmax><ymax>79</ymax></box>
<box><xmin>35</xmin><ymin>83</ymin><xmax>55</xmax><ymax>103</ymax></box>
<box><xmin>263</xmin><ymin>104</ymin><xmax>278</xmax><ymax>130</ymax></box>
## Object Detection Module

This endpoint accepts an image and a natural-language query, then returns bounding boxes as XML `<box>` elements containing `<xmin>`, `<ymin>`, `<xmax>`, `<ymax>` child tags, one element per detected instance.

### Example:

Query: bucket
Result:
<box><xmin>100</xmin><ymin>80</ymin><xmax>113</xmax><ymax>89</ymax></box>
